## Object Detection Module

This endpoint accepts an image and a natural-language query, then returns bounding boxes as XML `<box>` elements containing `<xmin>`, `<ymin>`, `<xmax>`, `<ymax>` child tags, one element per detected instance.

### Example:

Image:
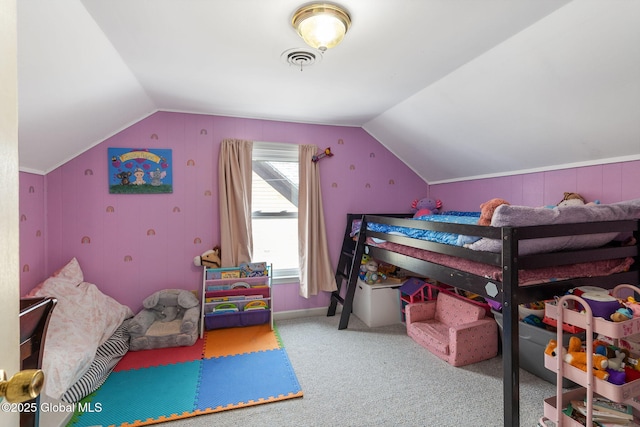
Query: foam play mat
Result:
<box><xmin>68</xmin><ymin>324</ymin><xmax>303</xmax><ymax>426</ymax></box>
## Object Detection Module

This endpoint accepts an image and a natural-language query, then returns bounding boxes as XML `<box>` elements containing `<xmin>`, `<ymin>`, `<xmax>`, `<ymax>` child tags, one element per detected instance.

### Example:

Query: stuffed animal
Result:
<box><xmin>555</xmin><ymin>192</ymin><xmax>600</xmax><ymax>207</ymax></box>
<box><xmin>545</xmin><ymin>339</ymin><xmax>566</xmax><ymax>359</ymax></box>
<box><xmin>410</xmin><ymin>197</ymin><xmax>442</xmax><ymax>217</ymax></box>
<box><xmin>478</xmin><ymin>198</ymin><xmax>510</xmax><ymax>226</ymax></box>
<box><xmin>142</xmin><ymin>289</ymin><xmax>199</xmax><ymax>323</ymax></box>
<box><xmin>608</xmin><ymin>350</ymin><xmax>627</xmax><ymax>371</ymax></box>
<box><xmin>564</xmin><ymin>336</ymin><xmax>609</xmax><ymax>380</ymax></box>
<box><xmin>557</xmin><ymin>192</ymin><xmax>586</xmax><ymax>207</ymax></box>
<box><xmin>611</xmin><ymin>307</ymin><xmax>633</xmax><ymax>322</ymax></box>
<box><xmin>623</xmin><ymin>296</ymin><xmax>640</xmax><ymax>317</ymax></box>
<box><xmin>359</xmin><ymin>259</ymin><xmax>386</xmax><ymax>284</ymax></box>
<box><xmin>193</xmin><ymin>246</ymin><xmax>221</xmax><ymax>268</ymax></box>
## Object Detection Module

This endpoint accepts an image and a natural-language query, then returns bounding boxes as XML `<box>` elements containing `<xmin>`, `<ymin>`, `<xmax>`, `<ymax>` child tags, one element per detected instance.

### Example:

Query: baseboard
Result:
<box><xmin>274</xmin><ymin>306</ymin><xmax>341</xmax><ymax>321</ymax></box>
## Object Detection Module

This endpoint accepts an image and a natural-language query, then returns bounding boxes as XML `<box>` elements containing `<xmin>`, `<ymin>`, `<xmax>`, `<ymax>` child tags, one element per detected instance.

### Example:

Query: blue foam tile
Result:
<box><xmin>71</xmin><ymin>360</ymin><xmax>201</xmax><ymax>426</ymax></box>
<box><xmin>196</xmin><ymin>348</ymin><xmax>301</xmax><ymax>410</ymax></box>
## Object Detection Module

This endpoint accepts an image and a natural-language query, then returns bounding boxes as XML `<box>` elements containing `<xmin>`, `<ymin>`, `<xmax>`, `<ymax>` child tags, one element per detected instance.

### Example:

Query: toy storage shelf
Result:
<box><xmin>541</xmin><ymin>284</ymin><xmax>640</xmax><ymax>426</ymax></box>
<box><xmin>199</xmin><ymin>264</ymin><xmax>272</xmax><ymax>338</ymax></box>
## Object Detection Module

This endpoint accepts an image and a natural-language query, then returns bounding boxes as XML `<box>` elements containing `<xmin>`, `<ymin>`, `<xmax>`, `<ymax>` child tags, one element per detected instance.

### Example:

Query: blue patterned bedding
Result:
<box><xmin>353</xmin><ymin>211</ymin><xmax>481</xmax><ymax>246</ymax></box>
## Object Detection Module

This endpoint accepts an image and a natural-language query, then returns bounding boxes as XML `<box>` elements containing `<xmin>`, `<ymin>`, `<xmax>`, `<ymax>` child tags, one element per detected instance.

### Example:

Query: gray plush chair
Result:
<box><xmin>128</xmin><ymin>289</ymin><xmax>200</xmax><ymax>351</ymax></box>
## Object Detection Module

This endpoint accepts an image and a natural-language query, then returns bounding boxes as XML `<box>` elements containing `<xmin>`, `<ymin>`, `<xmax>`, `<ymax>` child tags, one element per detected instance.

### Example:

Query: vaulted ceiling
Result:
<box><xmin>17</xmin><ymin>1</ymin><xmax>640</xmax><ymax>183</ymax></box>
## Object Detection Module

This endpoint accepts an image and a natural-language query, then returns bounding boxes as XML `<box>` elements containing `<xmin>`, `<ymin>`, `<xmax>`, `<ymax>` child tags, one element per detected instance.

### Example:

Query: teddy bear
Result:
<box><xmin>410</xmin><ymin>197</ymin><xmax>442</xmax><ymax>217</ymax></box>
<box><xmin>478</xmin><ymin>198</ymin><xmax>510</xmax><ymax>226</ymax></box>
<box><xmin>193</xmin><ymin>246</ymin><xmax>221</xmax><ymax>268</ymax></box>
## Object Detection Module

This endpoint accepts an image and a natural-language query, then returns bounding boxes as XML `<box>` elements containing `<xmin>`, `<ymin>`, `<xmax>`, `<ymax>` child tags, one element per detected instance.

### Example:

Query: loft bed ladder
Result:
<box><xmin>327</xmin><ymin>213</ymin><xmax>409</xmax><ymax>330</ymax></box>
<box><xmin>327</xmin><ymin>213</ymin><xmax>367</xmax><ymax>330</ymax></box>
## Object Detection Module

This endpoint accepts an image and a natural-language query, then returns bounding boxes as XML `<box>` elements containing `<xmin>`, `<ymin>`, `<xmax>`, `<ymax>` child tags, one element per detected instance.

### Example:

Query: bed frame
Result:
<box><xmin>328</xmin><ymin>213</ymin><xmax>640</xmax><ymax>426</ymax></box>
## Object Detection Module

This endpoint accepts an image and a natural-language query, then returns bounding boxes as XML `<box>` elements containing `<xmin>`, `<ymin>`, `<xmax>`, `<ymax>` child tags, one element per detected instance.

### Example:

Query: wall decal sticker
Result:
<box><xmin>106</xmin><ymin>206</ymin><xmax>115</xmax><ymax>213</ymax></box>
<box><xmin>150</xmin><ymin>133</ymin><xmax>159</xmax><ymax>139</ymax></box>
<box><xmin>338</xmin><ymin>139</ymin><xmax>344</xmax><ymax>144</ymax></box>
<box><xmin>194</xmin><ymin>237</ymin><xmax>202</xmax><ymax>244</ymax></box>
<box><xmin>109</xmin><ymin>148</ymin><xmax>173</xmax><ymax>194</ymax></box>
<box><xmin>81</xmin><ymin>236</ymin><xmax>91</xmax><ymax>244</ymax></box>
<box><xmin>124</xmin><ymin>255</ymin><xmax>133</xmax><ymax>262</ymax></box>
<box><xmin>187</xmin><ymin>159</ymin><xmax>195</xmax><ymax>166</ymax></box>
<box><xmin>84</xmin><ymin>169</ymin><xmax>93</xmax><ymax>175</ymax></box>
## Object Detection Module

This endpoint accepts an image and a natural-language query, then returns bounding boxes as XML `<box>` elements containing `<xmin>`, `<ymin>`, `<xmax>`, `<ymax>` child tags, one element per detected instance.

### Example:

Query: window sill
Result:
<box><xmin>272</xmin><ymin>275</ymin><xmax>299</xmax><ymax>285</ymax></box>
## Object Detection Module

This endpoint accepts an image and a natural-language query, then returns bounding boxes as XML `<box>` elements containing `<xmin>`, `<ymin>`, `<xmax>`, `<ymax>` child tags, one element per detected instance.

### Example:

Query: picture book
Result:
<box><xmin>592</xmin><ymin>397</ymin><xmax>633</xmax><ymax>419</ymax></box>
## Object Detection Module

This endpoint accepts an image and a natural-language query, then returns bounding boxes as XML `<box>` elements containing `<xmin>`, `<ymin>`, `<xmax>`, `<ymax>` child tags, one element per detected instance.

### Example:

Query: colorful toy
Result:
<box><xmin>478</xmin><ymin>198</ymin><xmax>510</xmax><ymax>226</ymax></box>
<box><xmin>410</xmin><ymin>197</ymin><xmax>442</xmax><ymax>217</ymax></box>
<box><xmin>359</xmin><ymin>259</ymin><xmax>386</xmax><ymax>284</ymax></box>
<box><xmin>311</xmin><ymin>147</ymin><xmax>333</xmax><ymax>163</ymax></box>
<box><xmin>193</xmin><ymin>246</ymin><xmax>221</xmax><ymax>268</ymax></box>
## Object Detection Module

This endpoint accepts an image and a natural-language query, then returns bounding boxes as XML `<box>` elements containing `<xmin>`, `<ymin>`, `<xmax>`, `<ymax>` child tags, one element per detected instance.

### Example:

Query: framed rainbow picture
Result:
<box><xmin>108</xmin><ymin>148</ymin><xmax>173</xmax><ymax>194</ymax></box>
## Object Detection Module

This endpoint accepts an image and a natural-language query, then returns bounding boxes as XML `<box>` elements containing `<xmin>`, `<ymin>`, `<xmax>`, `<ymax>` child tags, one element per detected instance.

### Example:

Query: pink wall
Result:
<box><xmin>430</xmin><ymin>161</ymin><xmax>640</xmax><ymax>212</ymax></box>
<box><xmin>19</xmin><ymin>112</ymin><xmax>429</xmax><ymax>312</ymax></box>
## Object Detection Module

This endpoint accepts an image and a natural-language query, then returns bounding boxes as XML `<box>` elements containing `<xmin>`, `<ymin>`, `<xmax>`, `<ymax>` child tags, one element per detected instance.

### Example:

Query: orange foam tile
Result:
<box><xmin>203</xmin><ymin>324</ymin><xmax>280</xmax><ymax>358</ymax></box>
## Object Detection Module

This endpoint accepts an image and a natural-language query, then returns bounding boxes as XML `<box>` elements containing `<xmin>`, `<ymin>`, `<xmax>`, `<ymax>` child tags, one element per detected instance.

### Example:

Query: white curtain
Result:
<box><xmin>298</xmin><ymin>145</ymin><xmax>338</xmax><ymax>297</ymax></box>
<box><xmin>218</xmin><ymin>139</ymin><xmax>253</xmax><ymax>267</ymax></box>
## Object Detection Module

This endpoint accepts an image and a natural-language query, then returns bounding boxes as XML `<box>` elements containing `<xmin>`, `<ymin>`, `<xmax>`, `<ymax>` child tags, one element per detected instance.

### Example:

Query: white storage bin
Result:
<box><xmin>352</xmin><ymin>279</ymin><xmax>402</xmax><ymax>327</ymax></box>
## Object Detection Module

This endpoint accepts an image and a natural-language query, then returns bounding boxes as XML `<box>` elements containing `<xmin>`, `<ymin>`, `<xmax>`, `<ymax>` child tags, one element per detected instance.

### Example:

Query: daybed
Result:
<box><xmin>25</xmin><ymin>258</ymin><xmax>133</xmax><ymax>403</ymax></box>
<box><xmin>329</xmin><ymin>199</ymin><xmax>640</xmax><ymax>426</ymax></box>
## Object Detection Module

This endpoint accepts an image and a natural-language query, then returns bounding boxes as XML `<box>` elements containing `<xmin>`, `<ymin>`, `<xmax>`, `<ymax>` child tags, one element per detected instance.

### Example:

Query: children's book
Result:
<box><xmin>591</xmin><ymin>397</ymin><xmax>634</xmax><ymax>420</ymax></box>
<box><xmin>571</xmin><ymin>400</ymin><xmax>632</xmax><ymax>425</ymax></box>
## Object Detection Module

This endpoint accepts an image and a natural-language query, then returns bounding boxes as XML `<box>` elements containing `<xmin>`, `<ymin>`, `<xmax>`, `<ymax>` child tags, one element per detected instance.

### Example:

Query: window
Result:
<box><xmin>252</xmin><ymin>142</ymin><xmax>299</xmax><ymax>279</ymax></box>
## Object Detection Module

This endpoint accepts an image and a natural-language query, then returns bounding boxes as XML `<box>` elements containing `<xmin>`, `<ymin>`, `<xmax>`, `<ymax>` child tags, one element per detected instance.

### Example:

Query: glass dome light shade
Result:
<box><xmin>292</xmin><ymin>4</ymin><xmax>351</xmax><ymax>52</ymax></box>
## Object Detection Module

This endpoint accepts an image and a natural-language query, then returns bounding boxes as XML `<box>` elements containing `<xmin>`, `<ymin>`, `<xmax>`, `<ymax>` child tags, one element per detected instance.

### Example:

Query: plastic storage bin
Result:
<box><xmin>493</xmin><ymin>310</ymin><xmax>584</xmax><ymax>387</ymax></box>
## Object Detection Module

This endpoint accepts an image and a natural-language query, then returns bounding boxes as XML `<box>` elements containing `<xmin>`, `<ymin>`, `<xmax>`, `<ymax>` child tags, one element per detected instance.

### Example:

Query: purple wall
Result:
<box><xmin>20</xmin><ymin>111</ymin><xmax>640</xmax><ymax>313</ymax></box>
<box><xmin>430</xmin><ymin>161</ymin><xmax>640</xmax><ymax>212</ymax></box>
<box><xmin>19</xmin><ymin>112</ymin><xmax>429</xmax><ymax>312</ymax></box>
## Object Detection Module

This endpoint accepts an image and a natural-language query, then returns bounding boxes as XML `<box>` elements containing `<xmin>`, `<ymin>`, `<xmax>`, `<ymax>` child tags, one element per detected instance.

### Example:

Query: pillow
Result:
<box><xmin>466</xmin><ymin>198</ymin><xmax>640</xmax><ymax>255</ymax></box>
<box><xmin>24</xmin><ymin>257</ymin><xmax>84</xmax><ymax>297</ymax></box>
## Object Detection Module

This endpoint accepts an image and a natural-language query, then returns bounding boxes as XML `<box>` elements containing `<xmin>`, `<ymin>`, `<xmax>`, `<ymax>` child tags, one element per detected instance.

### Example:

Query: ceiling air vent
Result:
<box><xmin>281</xmin><ymin>48</ymin><xmax>322</xmax><ymax>71</ymax></box>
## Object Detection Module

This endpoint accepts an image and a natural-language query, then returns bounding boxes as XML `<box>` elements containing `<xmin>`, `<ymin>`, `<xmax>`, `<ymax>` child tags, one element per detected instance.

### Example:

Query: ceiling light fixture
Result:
<box><xmin>292</xmin><ymin>3</ymin><xmax>351</xmax><ymax>52</ymax></box>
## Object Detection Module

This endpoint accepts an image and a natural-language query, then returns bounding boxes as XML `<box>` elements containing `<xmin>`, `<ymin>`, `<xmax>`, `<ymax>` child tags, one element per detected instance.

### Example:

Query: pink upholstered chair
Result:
<box><xmin>405</xmin><ymin>291</ymin><xmax>498</xmax><ymax>367</ymax></box>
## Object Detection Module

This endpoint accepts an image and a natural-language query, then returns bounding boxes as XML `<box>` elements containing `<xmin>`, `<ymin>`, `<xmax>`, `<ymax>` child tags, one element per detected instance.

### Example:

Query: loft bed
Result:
<box><xmin>328</xmin><ymin>200</ymin><xmax>640</xmax><ymax>426</ymax></box>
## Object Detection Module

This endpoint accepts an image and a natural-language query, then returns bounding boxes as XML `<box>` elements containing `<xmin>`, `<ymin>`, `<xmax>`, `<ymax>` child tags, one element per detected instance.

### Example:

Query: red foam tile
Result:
<box><xmin>115</xmin><ymin>338</ymin><xmax>205</xmax><ymax>371</ymax></box>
